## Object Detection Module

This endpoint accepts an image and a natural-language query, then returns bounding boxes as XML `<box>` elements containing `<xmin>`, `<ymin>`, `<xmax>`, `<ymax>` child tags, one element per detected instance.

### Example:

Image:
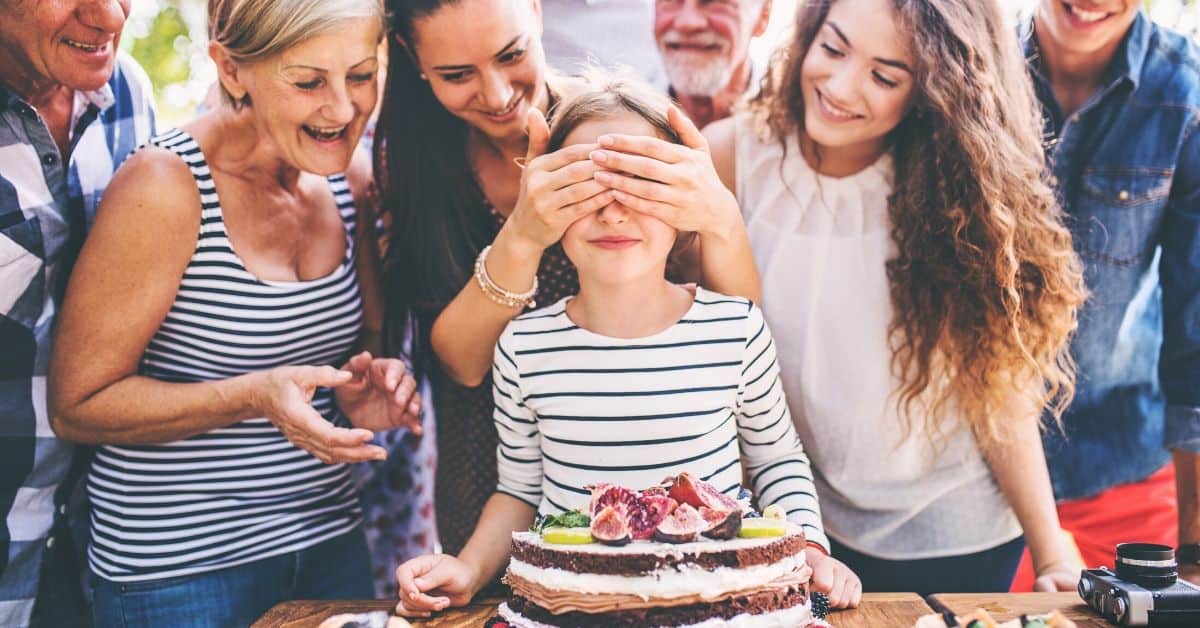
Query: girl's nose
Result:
<box><xmin>597</xmin><ymin>198</ymin><xmax>630</xmax><ymax>224</ymax></box>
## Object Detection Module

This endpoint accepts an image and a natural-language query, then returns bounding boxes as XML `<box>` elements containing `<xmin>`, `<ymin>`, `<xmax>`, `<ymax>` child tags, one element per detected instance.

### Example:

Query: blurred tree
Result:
<box><xmin>129</xmin><ymin>1</ymin><xmax>191</xmax><ymax>95</ymax></box>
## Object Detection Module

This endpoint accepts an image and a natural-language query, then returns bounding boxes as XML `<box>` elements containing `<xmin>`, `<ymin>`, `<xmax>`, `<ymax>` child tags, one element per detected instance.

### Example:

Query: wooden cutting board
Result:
<box><xmin>928</xmin><ymin>592</ymin><xmax>1109</xmax><ymax>627</ymax></box>
<box><xmin>829</xmin><ymin>592</ymin><xmax>935</xmax><ymax>627</ymax></box>
<box><xmin>254</xmin><ymin>592</ymin><xmax>934</xmax><ymax>627</ymax></box>
<box><xmin>252</xmin><ymin>598</ymin><xmax>500</xmax><ymax>628</ymax></box>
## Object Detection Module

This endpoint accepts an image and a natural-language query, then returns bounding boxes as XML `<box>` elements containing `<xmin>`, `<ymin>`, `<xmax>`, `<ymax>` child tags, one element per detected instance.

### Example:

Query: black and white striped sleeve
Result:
<box><xmin>493</xmin><ymin>328</ymin><xmax>543</xmax><ymax>509</ymax></box>
<box><xmin>737</xmin><ymin>304</ymin><xmax>829</xmax><ymax>552</ymax></box>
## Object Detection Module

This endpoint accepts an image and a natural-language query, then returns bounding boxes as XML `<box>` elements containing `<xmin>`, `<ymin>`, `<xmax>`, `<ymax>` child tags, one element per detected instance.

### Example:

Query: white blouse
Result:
<box><xmin>733</xmin><ymin>112</ymin><xmax>1021</xmax><ymax>559</ymax></box>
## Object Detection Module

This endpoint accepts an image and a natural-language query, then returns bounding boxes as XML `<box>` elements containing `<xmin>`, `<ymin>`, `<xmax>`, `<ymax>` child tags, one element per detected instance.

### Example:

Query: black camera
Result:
<box><xmin>1078</xmin><ymin>543</ymin><xmax>1200</xmax><ymax>626</ymax></box>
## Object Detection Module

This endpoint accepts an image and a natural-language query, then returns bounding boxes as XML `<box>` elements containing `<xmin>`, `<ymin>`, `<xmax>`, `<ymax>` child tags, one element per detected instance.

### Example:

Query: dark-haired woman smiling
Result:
<box><xmin>375</xmin><ymin>0</ymin><xmax>761</xmax><ymax>556</ymax></box>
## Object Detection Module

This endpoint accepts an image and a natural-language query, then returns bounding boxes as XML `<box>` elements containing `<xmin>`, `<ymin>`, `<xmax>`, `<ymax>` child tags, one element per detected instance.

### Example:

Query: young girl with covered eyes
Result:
<box><xmin>392</xmin><ymin>74</ymin><xmax>862</xmax><ymax>617</ymax></box>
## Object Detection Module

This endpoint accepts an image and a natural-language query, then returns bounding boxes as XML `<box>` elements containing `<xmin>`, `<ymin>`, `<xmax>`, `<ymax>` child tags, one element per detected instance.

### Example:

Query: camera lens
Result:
<box><xmin>1115</xmin><ymin>542</ymin><xmax>1178</xmax><ymax>589</ymax></box>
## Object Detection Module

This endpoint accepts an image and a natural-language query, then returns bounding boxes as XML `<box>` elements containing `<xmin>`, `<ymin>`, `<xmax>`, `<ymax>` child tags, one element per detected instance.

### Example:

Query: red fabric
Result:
<box><xmin>1010</xmin><ymin>463</ymin><xmax>1178</xmax><ymax>591</ymax></box>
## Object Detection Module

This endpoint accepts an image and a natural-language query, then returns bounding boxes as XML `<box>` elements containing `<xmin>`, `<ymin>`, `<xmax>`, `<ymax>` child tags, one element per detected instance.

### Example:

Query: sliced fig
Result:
<box><xmin>654</xmin><ymin>503</ymin><xmax>707</xmax><ymax>544</ymax></box>
<box><xmin>588</xmin><ymin>484</ymin><xmax>638</xmax><ymax>518</ymax></box>
<box><xmin>629</xmin><ymin>493</ymin><xmax>677</xmax><ymax>540</ymax></box>
<box><xmin>667</xmin><ymin>472</ymin><xmax>740</xmax><ymax>512</ymax></box>
<box><xmin>590</xmin><ymin>504</ymin><xmax>632</xmax><ymax>546</ymax></box>
<box><xmin>699</xmin><ymin>506</ymin><xmax>742</xmax><ymax>540</ymax></box>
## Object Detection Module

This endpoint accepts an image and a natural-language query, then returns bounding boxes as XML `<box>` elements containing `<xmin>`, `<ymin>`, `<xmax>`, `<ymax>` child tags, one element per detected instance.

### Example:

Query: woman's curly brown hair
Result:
<box><xmin>749</xmin><ymin>0</ymin><xmax>1087</xmax><ymax>451</ymax></box>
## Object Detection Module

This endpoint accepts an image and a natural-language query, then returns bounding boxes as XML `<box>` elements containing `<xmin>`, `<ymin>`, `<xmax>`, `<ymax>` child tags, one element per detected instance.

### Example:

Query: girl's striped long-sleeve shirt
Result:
<box><xmin>492</xmin><ymin>287</ymin><xmax>829</xmax><ymax>551</ymax></box>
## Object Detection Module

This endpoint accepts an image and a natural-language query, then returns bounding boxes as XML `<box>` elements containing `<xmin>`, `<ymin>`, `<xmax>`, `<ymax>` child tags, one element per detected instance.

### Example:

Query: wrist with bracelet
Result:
<box><xmin>474</xmin><ymin>244</ymin><xmax>538</xmax><ymax>310</ymax></box>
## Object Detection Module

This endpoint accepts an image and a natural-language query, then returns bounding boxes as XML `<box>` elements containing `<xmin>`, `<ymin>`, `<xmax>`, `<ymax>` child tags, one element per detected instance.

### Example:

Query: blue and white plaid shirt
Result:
<box><xmin>0</xmin><ymin>52</ymin><xmax>154</xmax><ymax>627</ymax></box>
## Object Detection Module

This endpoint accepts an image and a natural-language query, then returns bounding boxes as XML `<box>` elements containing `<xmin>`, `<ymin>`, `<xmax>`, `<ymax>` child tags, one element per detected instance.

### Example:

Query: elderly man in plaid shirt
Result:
<box><xmin>0</xmin><ymin>1</ymin><xmax>154</xmax><ymax>626</ymax></box>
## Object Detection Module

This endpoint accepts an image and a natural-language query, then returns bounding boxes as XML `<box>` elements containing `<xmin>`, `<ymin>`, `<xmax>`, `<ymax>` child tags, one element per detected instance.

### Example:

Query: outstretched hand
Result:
<box><xmin>254</xmin><ymin>365</ymin><xmax>385</xmax><ymax>463</ymax></box>
<box><xmin>335</xmin><ymin>351</ymin><xmax>422</xmax><ymax>435</ymax></box>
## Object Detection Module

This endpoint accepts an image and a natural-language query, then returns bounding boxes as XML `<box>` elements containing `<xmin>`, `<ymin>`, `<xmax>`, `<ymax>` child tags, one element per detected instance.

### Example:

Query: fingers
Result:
<box><xmin>344</xmin><ymin>351</ymin><xmax>373</xmax><ymax>374</ymax></box>
<box><xmin>607</xmin><ymin>190</ymin><xmax>675</xmax><ymax>224</ymax></box>
<box><xmin>594</xmin><ymin>171</ymin><xmax>674</xmax><ymax>205</ymax></box>
<box><xmin>299</xmin><ymin>364</ymin><xmax>354</xmax><ymax>389</ymax></box>
<box><xmin>542</xmin><ymin>158</ymin><xmax>605</xmax><ymax>192</ymax></box>
<box><xmin>524</xmin><ymin>108</ymin><xmax>550</xmax><ymax>162</ymax></box>
<box><xmin>597</xmin><ymin>133</ymin><xmax>687</xmax><ymax>164</ymax></box>
<box><xmin>552</xmin><ymin>179</ymin><xmax>611</xmax><ymax>208</ymax></box>
<box><xmin>808</xmin><ymin>553</ymin><xmax>834</xmax><ymax>595</ymax></box>
<box><xmin>281</xmin><ymin>400</ymin><xmax>382</xmax><ymax>462</ymax></box>
<box><xmin>668</xmin><ymin>104</ymin><xmax>709</xmax><ymax>152</ymax></box>
<box><xmin>530</xmin><ymin>143</ymin><xmax>600</xmax><ymax>174</ymax></box>
<box><xmin>827</xmin><ymin>567</ymin><xmax>849</xmax><ymax>608</ymax></box>
<box><xmin>370</xmin><ymin>358</ymin><xmax>406</xmax><ymax>392</ymax></box>
<box><xmin>563</xmin><ymin>188</ymin><xmax>617</xmax><ymax>221</ymax></box>
<box><xmin>590</xmin><ymin>149</ymin><xmax>674</xmax><ymax>184</ymax></box>
<box><xmin>395</xmin><ymin>556</ymin><xmax>446</xmax><ymax>606</ymax></box>
<box><xmin>845</xmin><ymin>577</ymin><xmax>863</xmax><ymax>607</ymax></box>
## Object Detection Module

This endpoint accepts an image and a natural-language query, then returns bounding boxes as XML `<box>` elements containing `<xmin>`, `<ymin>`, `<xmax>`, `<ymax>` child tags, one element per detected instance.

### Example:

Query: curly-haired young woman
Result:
<box><xmin>704</xmin><ymin>0</ymin><xmax>1089</xmax><ymax>596</ymax></box>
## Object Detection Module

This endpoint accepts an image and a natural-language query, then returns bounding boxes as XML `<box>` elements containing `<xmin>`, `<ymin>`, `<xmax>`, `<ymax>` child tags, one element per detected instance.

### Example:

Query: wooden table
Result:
<box><xmin>254</xmin><ymin>592</ymin><xmax>935</xmax><ymax>627</ymax></box>
<box><xmin>928</xmin><ymin>592</ymin><xmax>1107</xmax><ymax>627</ymax></box>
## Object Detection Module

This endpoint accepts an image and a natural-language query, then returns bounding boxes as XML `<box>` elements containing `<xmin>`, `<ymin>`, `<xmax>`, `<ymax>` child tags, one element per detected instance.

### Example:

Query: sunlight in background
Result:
<box><xmin>127</xmin><ymin>0</ymin><xmax>1199</xmax><ymax>126</ymax></box>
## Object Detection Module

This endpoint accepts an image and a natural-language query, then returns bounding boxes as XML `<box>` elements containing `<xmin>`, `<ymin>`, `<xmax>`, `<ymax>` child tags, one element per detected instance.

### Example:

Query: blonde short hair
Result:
<box><xmin>209</xmin><ymin>0</ymin><xmax>384</xmax><ymax>106</ymax></box>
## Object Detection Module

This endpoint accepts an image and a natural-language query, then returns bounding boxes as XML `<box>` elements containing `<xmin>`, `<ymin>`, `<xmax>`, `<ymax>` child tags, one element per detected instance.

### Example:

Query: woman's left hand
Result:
<box><xmin>335</xmin><ymin>351</ymin><xmax>423</xmax><ymax>435</ymax></box>
<box><xmin>589</xmin><ymin>105</ymin><xmax>741</xmax><ymax>239</ymax></box>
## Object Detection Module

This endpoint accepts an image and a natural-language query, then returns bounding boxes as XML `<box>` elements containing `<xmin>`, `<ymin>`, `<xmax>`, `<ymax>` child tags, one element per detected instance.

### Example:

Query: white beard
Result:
<box><xmin>661</xmin><ymin>50</ymin><xmax>734</xmax><ymax>97</ymax></box>
<box><xmin>658</xmin><ymin>30</ymin><xmax>734</xmax><ymax>97</ymax></box>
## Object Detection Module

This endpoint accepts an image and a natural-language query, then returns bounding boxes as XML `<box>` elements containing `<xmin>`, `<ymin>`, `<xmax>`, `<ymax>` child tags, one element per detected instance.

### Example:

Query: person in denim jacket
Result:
<box><xmin>1022</xmin><ymin>1</ymin><xmax>1200</xmax><ymax>585</ymax></box>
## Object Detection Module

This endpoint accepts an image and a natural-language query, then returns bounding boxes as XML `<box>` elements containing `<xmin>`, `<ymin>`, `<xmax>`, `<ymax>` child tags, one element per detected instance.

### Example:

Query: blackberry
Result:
<box><xmin>811</xmin><ymin>591</ymin><xmax>830</xmax><ymax>619</ymax></box>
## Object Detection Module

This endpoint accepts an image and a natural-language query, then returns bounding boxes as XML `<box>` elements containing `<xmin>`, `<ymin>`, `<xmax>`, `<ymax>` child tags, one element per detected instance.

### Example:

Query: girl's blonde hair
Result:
<box><xmin>547</xmin><ymin>71</ymin><xmax>681</xmax><ymax>151</ymax></box>
<box><xmin>208</xmin><ymin>0</ymin><xmax>384</xmax><ymax>106</ymax></box>
<box><xmin>751</xmin><ymin>0</ymin><xmax>1087</xmax><ymax>451</ymax></box>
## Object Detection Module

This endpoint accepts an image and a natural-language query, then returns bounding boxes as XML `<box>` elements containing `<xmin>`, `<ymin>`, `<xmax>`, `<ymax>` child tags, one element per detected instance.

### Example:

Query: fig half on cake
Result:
<box><xmin>589</xmin><ymin>505</ymin><xmax>632</xmax><ymax>546</ymax></box>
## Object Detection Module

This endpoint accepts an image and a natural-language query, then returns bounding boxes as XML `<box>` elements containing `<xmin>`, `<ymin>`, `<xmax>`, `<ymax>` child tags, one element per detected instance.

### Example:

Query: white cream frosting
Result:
<box><xmin>498</xmin><ymin>600</ymin><xmax>814</xmax><ymax>628</ymax></box>
<box><xmin>508</xmin><ymin>554</ymin><xmax>805</xmax><ymax>600</ymax></box>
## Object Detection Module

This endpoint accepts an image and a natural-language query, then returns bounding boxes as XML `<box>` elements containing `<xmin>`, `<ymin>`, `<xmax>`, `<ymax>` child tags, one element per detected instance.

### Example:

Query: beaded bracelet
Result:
<box><xmin>474</xmin><ymin>245</ymin><xmax>538</xmax><ymax>309</ymax></box>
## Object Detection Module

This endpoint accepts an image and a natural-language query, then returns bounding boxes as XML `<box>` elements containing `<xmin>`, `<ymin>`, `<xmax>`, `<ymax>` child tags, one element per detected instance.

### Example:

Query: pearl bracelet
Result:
<box><xmin>474</xmin><ymin>245</ymin><xmax>538</xmax><ymax>309</ymax></box>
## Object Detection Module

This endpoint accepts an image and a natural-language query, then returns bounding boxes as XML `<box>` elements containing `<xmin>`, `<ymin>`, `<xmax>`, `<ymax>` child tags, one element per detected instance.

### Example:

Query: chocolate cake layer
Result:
<box><xmin>507</xmin><ymin>583</ymin><xmax>809</xmax><ymax>627</ymax></box>
<box><xmin>510</xmin><ymin>532</ymin><xmax>805</xmax><ymax>575</ymax></box>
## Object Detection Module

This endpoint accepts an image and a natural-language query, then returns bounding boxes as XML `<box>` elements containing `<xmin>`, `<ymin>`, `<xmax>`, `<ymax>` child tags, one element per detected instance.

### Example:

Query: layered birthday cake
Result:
<box><xmin>496</xmin><ymin>472</ymin><xmax>818</xmax><ymax>627</ymax></box>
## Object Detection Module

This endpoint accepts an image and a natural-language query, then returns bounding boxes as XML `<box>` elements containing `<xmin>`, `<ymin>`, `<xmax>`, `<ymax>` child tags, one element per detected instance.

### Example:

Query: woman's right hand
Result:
<box><xmin>501</xmin><ymin>108</ymin><xmax>615</xmax><ymax>253</ymax></box>
<box><xmin>394</xmin><ymin>554</ymin><xmax>481</xmax><ymax>618</ymax></box>
<box><xmin>252</xmin><ymin>365</ymin><xmax>386</xmax><ymax>464</ymax></box>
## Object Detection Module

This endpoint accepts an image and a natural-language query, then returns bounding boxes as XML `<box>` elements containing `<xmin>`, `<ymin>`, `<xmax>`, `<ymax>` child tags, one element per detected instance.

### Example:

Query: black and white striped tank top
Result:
<box><xmin>87</xmin><ymin>129</ymin><xmax>364</xmax><ymax>582</ymax></box>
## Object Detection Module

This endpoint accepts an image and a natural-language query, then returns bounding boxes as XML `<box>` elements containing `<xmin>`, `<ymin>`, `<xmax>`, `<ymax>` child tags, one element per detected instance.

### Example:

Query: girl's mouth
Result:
<box><xmin>589</xmin><ymin>237</ymin><xmax>641</xmax><ymax>250</ymax></box>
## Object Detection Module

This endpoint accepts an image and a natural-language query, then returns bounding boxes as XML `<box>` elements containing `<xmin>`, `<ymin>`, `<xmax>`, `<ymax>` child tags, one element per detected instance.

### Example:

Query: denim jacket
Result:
<box><xmin>1024</xmin><ymin>13</ymin><xmax>1200</xmax><ymax>501</ymax></box>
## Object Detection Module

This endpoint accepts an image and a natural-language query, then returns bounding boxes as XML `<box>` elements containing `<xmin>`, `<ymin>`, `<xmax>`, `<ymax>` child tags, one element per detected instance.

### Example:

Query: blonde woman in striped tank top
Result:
<box><xmin>47</xmin><ymin>1</ymin><xmax>421</xmax><ymax>626</ymax></box>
